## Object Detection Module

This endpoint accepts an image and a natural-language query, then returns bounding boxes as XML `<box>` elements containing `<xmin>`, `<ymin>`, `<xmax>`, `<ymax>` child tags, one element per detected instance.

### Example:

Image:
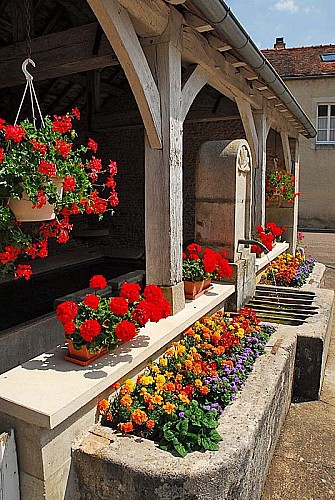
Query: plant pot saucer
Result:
<box><xmin>64</xmin><ymin>349</ymin><xmax>109</xmax><ymax>366</ymax></box>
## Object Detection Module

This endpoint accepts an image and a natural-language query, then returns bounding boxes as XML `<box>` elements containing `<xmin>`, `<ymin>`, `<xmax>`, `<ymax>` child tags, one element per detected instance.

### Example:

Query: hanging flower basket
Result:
<box><xmin>8</xmin><ymin>176</ymin><xmax>63</xmax><ymax>222</ymax></box>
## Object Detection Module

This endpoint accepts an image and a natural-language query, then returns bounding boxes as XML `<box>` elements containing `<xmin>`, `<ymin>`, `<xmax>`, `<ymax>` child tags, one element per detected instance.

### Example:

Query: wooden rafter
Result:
<box><xmin>0</xmin><ymin>23</ymin><xmax>119</xmax><ymax>89</ymax></box>
<box><xmin>235</xmin><ymin>98</ymin><xmax>258</xmax><ymax>165</ymax></box>
<box><xmin>87</xmin><ymin>0</ymin><xmax>162</xmax><ymax>149</ymax></box>
<box><xmin>116</xmin><ymin>0</ymin><xmax>170</xmax><ymax>37</ymax></box>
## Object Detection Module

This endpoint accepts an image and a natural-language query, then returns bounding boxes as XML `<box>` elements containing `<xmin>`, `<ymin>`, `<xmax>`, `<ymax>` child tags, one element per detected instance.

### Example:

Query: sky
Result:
<box><xmin>227</xmin><ymin>0</ymin><xmax>335</xmax><ymax>49</ymax></box>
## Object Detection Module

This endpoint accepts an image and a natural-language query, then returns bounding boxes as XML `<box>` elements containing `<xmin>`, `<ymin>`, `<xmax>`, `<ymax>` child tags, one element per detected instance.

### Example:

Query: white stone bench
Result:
<box><xmin>0</xmin><ymin>283</ymin><xmax>235</xmax><ymax>499</ymax></box>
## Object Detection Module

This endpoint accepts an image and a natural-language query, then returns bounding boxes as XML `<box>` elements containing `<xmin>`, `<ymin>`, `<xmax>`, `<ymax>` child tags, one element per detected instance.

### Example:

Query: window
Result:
<box><xmin>316</xmin><ymin>104</ymin><xmax>335</xmax><ymax>143</ymax></box>
<box><xmin>321</xmin><ymin>54</ymin><xmax>335</xmax><ymax>62</ymax></box>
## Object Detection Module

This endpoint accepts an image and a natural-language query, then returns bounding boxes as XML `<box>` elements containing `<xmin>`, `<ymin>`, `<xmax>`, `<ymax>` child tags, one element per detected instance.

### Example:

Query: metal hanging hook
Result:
<box><xmin>21</xmin><ymin>58</ymin><xmax>35</xmax><ymax>81</ymax></box>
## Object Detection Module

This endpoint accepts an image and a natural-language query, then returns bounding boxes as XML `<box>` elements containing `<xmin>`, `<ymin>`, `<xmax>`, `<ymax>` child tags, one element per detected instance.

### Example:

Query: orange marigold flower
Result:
<box><xmin>163</xmin><ymin>402</ymin><xmax>176</xmax><ymax>414</ymax></box>
<box><xmin>131</xmin><ymin>408</ymin><xmax>148</xmax><ymax>425</ymax></box>
<box><xmin>200</xmin><ymin>386</ymin><xmax>209</xmax><ymax>395</ymax></box>
<box><xmin>146</xmin><ymin>419</ymin><xmax>155</xmax><ymax>430</ymax></box>
<box><xmin>97</xmin><ymin>399</ymin><xmax>109</xmax><ymax>413</ymax></box>
<box><xmin>120</xmin><ymin>394</ymin><xmax>133</xmax><ymax>409</ymax></box>
<box><xmin>152</xmin><ymin>394</ymin><xmax>163</xmax><ymax>405</ymax></box>
<box><xmin>178</xmin><ymin>393</ymin><xmax>190</xmax><ymax>404</ymax></box>
<box><xmin>119</xmin><ymin>422</ymin><xmax>134</xmax><ymax>433</ymax></box>
<box><xmin>106</xmin><ymin>413</ymin><xmax>113</xmax><ymax>421</ymax></box>
<box><xmin>164</xmin><ymin>382</ymin><xmax>176</xmax><ymax>391</ymax></box>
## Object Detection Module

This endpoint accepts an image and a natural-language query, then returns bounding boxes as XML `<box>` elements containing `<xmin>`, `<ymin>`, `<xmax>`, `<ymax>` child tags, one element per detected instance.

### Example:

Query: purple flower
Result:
<box><xmin>178</xmin><ymin>411</ymin><xmax>185</xmax><ymax>418</ymax></box>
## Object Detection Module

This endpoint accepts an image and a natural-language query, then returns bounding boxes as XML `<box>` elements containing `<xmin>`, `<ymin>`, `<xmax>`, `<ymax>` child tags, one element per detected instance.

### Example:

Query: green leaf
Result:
<box><xmin>174</xmin><ymin>443</ymin><xmax>188</xmax><ymax>458</ymax></box>
<box><xmin>201</xmin><ymin>438</ymin><xmax>220</xmax><ymax>451</ymax></box>
<box><xmin>163</xmin><ymin>430</ymin><xmax>175</xmax><ymax>442</ymax></box>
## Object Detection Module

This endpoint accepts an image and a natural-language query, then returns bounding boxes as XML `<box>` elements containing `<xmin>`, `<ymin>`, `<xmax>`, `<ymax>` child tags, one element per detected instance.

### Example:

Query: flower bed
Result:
<box><xmin>260</xmin><ymin>252</ymin><xmax>316</xmax><ymax>287</ymax></box>
<box><xmin>97</xmin><ymin>308</ymin><xmax>274</xmax><ymax>457</ymax></box>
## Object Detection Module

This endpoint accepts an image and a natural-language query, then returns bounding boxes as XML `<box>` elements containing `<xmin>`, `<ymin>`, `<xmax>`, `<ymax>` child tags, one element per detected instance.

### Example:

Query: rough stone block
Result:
<box><xmin>72</xmin><ymin>331</ymin><xmax>297</xmax><ymax>500</ymax></box>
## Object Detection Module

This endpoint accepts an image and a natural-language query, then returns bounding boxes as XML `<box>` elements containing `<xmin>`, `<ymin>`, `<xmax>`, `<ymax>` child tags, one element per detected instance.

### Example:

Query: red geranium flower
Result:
<box><xmin>143</xmin><ymin>284</ymin><xmax>163</xmax><ymax>303</ymax></box>
<box><xmin>120</xmin><ymin>282</ymin><xmax>141</xmax><ymax>303</ymax></box>
<box><xmin>187</xmin><ymin>243</ymin><xmax>202</xmax><ymax>253</ymax></box>
<box><xmin>56</xmin><ymin>301</ymin><xmax>78</xmax><ymax>323</ymax></box>
<box><xmin>38</xmin><ymin>160</ymin><xmax>57</xmax><ymax>178</ymax></box>
<box><xmin>52</xmin><ymin>115</ymin><xmax>72</xmax><ymax>134</ymax></box>
<box><xmin>55</xmin><ymin>139</ymin><xmax>72</xmax><ymax>158</ymax></box>
<box><xmin>71</xmin><ymin>107</ymin><xmax>80</xmax><ymax>120</ymax></box>
<box><xmin>30</xmin><ymin>140</ymin><xmax>47</xmax><ymax>155</ymax></box>
<box><xmin>83</xmin><ymin>294</ymin><xmax>100</xmax><ymax>310</ymax></box>
<box><xmin>109</xmin><ymin>161</ymin><xmax>117</xmax><ymax>175</ymax></box>
<box><xmin>89</xmin><ymin>275</ymin><xmax>107</xmax><ymax>289</ymax></box>
<box><xmin>13</xmin><ymin>264</ymin><xmax>32</xmax><ymax>280</ymax></box>
<box><xmin>79</xmin><ymin>319</ymin><xmax>101</xmax><ymax>342</ymax></box>
<box><xmin>64</xmin><ymin>322</ymin><xmax>76</xmax><ymax>335</ymax></box>
<box><xmin>4</xmin><ymin>124</ymin><xmax>26</xmax><ymax>143</ymax></box>
<box><xmin>109</xmin><ymin>297</ymin><xmax>129</xmax><ymax>316</ymax></box>
<box><xmin>115</xmin><ymin>320</ymin><xmax>137</xmax><ymax>342</ymax></box>
<box><xmin>63</xmin><ymin>175</ymin><xmax>76</xmax><ymax>192</ymax></box>
<box><xmin>87</xmin><ymin>138</ymin><xmax>98</xmax><ymax>153</ymax></box>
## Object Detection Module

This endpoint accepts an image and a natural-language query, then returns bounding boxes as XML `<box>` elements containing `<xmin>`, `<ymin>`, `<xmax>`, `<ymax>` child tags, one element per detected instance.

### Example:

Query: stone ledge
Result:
<box><xmin>255</xmin><ymin>242</ymin><xmax>290</xmax><ymax>273</ymax></box>
<box><xmin>0</xmin><ymin>283</ymin><xmax>235</xmax><ymax>430</ymax></box>
<box><xmin>301</xmin><ymin>262</ymin><xmax>326</xmax><ymax>289</ymax></box>
<box><xmin>72</xmin><ymin>330</ymin><xmax>297</xmax><ymax>500</ymax></box>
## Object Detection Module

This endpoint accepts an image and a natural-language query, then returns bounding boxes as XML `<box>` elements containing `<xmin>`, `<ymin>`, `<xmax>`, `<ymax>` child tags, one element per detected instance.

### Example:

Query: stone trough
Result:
<box><xmin>72</xmin><ymin>278</ymin><xmax>333</xmax><ymax>500</ymax></box>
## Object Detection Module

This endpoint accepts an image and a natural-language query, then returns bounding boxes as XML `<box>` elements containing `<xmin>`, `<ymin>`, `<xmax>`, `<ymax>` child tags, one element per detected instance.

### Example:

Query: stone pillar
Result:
<box><xmin>195</xmin><ymin>139</ymin><xmax>255</xmax><ymax>310</ymax></box>
<box><xmin>144</xmin><ymin>16</ymin><xmax>185</xmax><ymax>314</ymax></box>
<box><xmin>195</xmin><ymin>139</ymin><xmax>252</xmax><ymax>262</ymax></box>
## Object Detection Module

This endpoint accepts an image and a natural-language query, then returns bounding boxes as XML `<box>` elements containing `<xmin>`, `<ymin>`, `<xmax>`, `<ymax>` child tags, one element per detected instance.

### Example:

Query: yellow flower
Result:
<box><xmin>140</xmin><ymin>387</ymin><xmax>148</xmax><ymax>395</ymax></box>
<box><xmin>152</xmin><ymin>394</ymin><xmax>163</xmax><ymax>405</ymax></box>
<box><xmin>190</xmin><ymin>347</ymin><xmax>197</xmax><ymax>354</ymax></box>
<box><xmin>176</xmin><ymin>363</ymin><xmax>182</xmax><ymax>370</ymax></box>
<box><xmin>195</xmin><ymin>379</ymin><xmax>202</xmax><ymax>388</ymax></box>
<box><xmin>155</xmin><ymin>374</ymin><xmax>166</xmax><ymax>385</ymax></box>
<box><xmin>236</xmin><ymin>328</ymin><xmax>245</xmax><ymax>338</ymax></box>
<box><xmin>159</xmin><ymin>357</ymin><xmax>168</xmax><ymax>367</ymax></box>
<box><xmin>124</xmin><ymin>379</ymin><xmax>135</xmax><ymax>392</ymax></box>
<box><xmin>151</xmin><ymin>365</ymin><xmax>160</xmax><ymax>374</ymax></box>
<box><xmin>139</xmin><ymin>376</ymin><xmax>154</xmax><ymax>386</ymax></box>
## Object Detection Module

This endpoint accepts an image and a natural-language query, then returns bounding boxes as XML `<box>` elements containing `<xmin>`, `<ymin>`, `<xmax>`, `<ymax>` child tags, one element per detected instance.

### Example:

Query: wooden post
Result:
<box><xmin>253</xmin><ymin>110</ymin><xmax>270</xmax><ymax>227</ymax></box>
<box><xmin>144</xmin><ymin>14</ymin><xmax>185</xmax><ymax>314</ymax></box>
<box><xmin>292</xmin><ymin>138</ymin><xmax>300</xmax><ymax>253</ymax></box>
<box><xmin>235</xmin><ymin>98</ymin><xmax>258</xmax><ymax>167</ymax></box>
<box><xmin>280</xmin><ymin>131</ymin><xmax>292</xmax><ymax>171</ymax></box>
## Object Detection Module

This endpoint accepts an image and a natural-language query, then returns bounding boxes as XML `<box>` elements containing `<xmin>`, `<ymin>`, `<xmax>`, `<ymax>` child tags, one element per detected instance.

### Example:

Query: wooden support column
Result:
<box><xmin>280</xmin><ymin>130</ymin><xmax>292</xmax><ymax>171</ymax></box>
<box><xmin>235</xmin><ymin>98</ymin><xmax>258</xmax><ymax>167</ymax></box>
<box><xmin>253</xmin><ymin>110</ymin><xmax>270</xmax><ymax>227</ymax></box>
<box><xmin>292</xmin><ymin>138</ymin><xmax>300</xmax><ymax>253</ymax></box>
<box><xmin>144</xmin><ymin>14</ymin><xmax>185</xmax><ymax>314</ymax></box>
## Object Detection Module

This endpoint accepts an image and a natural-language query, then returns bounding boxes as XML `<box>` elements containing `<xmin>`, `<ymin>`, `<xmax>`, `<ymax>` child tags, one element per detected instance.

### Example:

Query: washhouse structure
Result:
<box><xmin>0</xmin><ymin>1</ymin><xmax>317</xmax><ymax>499</ymax></box>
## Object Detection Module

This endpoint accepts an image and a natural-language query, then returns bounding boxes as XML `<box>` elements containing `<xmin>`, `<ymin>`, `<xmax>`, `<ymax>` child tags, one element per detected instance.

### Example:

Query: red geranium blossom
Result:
<box><xmin>83</xmin><ymin>294</ymin><xmax>100</xmax><ymax>310</ymax></box>
<box><xmin>30</xmin><ymin>140</ymin><xmax>47</xmax><ymax>155</ymax></box>
<box><xmin>14</xmin><ymin>264</ymin><xmax>32</xmax><ymax>280</ymax></box>
<box><xmin>55</xmin><ymin>139</ymin><xmax>72</xmax><ymax>158</ymax></box>
<box><xmin>4</xmin><ymin>124</ymin><xmax>26</xmax><ymax>143</ymax></box>
<box><xmin>52</xmin><ymin>115</ymin><xmax>72</xmax><ymax>134</ymax></box>
<box><xmin>32</xmin><ymin>190</ymin><xmax>47</xmax><ymax>209</ymax></box>
<box><xmin>38</xmin><ymin>160</ymin><xmax>57</xmax><ymax>178</ymax></box>
<box><xmin>79</xmin><ymin>319</ymin><xmax>101</xmax><ymax>342</ymax></box>
<box><xmin>120</xmin><ymin>282</ymin><xmax>141</xmax><ymax>303</ymax></box>
<box><xmin>89</xmin><ymin>275</ymin><xmax>107</xmax><ymax>289</ymax></box>
<box><xmin>115</xmin><ymin>320</ymin><xmax>137</xmax><ymax>342</ymax></box>
<box><xmin>0</xmin><ymin>245</ymin><xmax>21</xmax><ymax>264</ymax></box>
<box><xmin>187</xmin><ymin>243</ymin><xmax>202</xmax><ymax>253</ymax></box>
<box><xmin>63</xmin><ymin>175</ymin><xmax>76</xmax><ymax>191</ymax></box>
<box><xmin>87</xmin><ymin>138</ymin><xmax>98</xmax><ymax>153</ymax></box>
<box><xmin>143</xmin><ymin>284</ymin><xmax>163</xmax><ymax>303</ymax></box>
<box><xmin>64</xmin><ymin>322</ymin><xmax>76</xmax><ymax>335</ymax></box>
<box><xmin>109</xmin><ymin>297</ymin><xmax>129</xmax><ymax>316</ymax></box>
<box><xmin>56</xmin><ymin>301</ymin><xmax>78</xmax><ymax>323</ymax></box>
<box><xmin>71</xmin><ymin>107</ymin><xmax>80</xmax><ymax>120</ymax></box>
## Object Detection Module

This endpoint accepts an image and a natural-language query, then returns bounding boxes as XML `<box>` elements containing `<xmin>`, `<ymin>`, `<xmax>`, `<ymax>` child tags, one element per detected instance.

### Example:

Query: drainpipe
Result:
<box><xmin>190</xmin><ymin>0</ymin><xmax>316</xmax><ymax>138</ymax></box>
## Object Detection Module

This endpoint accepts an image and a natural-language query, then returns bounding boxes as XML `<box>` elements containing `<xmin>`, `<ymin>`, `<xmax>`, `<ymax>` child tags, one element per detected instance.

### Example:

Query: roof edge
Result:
<box><xmin>189</xmin><ymin>0</ymin><xmax>316</xmax><ymax>138</ymax></box>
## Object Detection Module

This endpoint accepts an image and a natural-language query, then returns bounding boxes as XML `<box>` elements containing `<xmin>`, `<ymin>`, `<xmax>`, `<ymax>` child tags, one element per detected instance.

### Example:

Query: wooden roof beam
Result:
<box><xmin>116</xmin><ymin>0</ymin><xmax>170</xmax><ymax>37</ymax></box>
<box><xmin>88</xmin><ymin>0</ymin><xmax>162</xmax><ymax>148</ymax></box>
<box><xmin>182</xmin><ymin>27</ymin><xmax>262</xmax><ymax>109</ymax></box>
<box><xmin>0</xmin><ymin>23</ymin><xmax>119</xmax><ymax>89</ymax></box>
<box><xmin>184</xmin><ymin>12</ymin><xmax>214</xmax><ymax>32</ymax></box>
<box><xmin>206</xmin><ymin>34</ymin><xmax>231</xmax><ymax>52</ymax></box>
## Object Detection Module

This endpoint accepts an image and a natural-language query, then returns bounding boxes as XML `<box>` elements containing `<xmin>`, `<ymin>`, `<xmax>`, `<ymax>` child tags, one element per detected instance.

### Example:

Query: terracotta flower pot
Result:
<box><xmin>64</xmin><ymin>339</ymin><xmax>109</xmax><ymax>366</ymax></box>
<box><xmin>183</xmin><ymin>277</ymin><xmax>211</xmax><ymax>300</ymax></box>
<box><xmin>8</xmin><ymin>176</ymin><xmax>63</xmax><ymax>222</ymax></box>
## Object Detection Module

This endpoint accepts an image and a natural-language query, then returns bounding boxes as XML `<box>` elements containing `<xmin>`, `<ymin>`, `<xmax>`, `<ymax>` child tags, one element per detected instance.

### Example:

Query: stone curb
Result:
<box><xmin>72</xmin><ymin>330</ymin><xmax>297</xmax><ymax>500</ymax></box>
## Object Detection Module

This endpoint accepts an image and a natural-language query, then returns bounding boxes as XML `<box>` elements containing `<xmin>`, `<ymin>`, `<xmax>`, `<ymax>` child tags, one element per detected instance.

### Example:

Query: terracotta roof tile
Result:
<box><xmin>262</xmin><ymin>44</ymin><xmax>335</xmax><ymax>77</ymax></box>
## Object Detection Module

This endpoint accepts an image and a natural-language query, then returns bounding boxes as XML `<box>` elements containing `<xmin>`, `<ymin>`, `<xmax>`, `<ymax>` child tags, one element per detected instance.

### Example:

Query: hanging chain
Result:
<box><xmin>25</xmin><ymin>0</ymin><xmax>32</xmax><ymax>59</ymax></box>
<box><xmin>14</xmin><ymin>0</ymin><xmax>45</xmax><ymax>129</ymax></box>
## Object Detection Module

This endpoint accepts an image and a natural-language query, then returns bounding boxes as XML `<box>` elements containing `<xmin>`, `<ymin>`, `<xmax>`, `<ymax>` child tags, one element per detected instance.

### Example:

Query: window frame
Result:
<box><xmin>316</xmin><ymin>103</ymin><xmax>335</xmax><ymax>144</ymax></box>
